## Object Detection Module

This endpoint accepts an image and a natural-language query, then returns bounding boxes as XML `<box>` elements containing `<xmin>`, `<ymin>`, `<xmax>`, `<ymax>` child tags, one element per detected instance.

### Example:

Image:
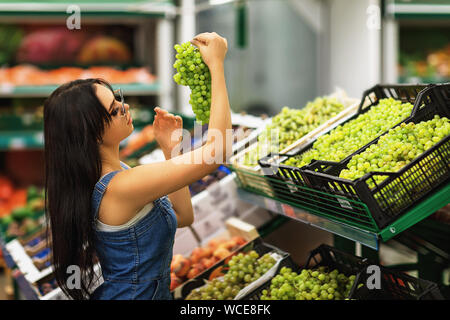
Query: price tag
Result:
<box><xmin>287</xmin><ymin>183</ymin><xmax>299</xmax><ymax>194</ymax></box>
<box><xmin>208</xmin><ymin>181</ymin><xmax>227</xmax><ymax>202</ymax></box>
<box><xmin>193</xmin><ymin>203</ymin><xmax>208</xmax><ymax>221</ymax></box>
<box><xmin>264</xmin><ymin>198</ymin><xmax>279</xmax><ymax>213</ymax></box>
<box><xmin>281</xmin><ymin>204</ymin><xmax>295</xmax><ymax>218</ymax></box>
<box><xmin>9</xmin><ymin>138</ymin><xmax>26</xmax><ymax>150</ymax></box>
<box><xmin>0</xmin><ymin>84</ymin><xmax>14</xmax><ymax>94</ymax></box>
<box><xmin>337</xmin><ymin>198</ymin><xmax>353</xmax><ymax>210</ymax></box>
<box><xmin>34</xmin><ymin>132</ymin><xmax>44</xmax><ymax>144</ymax></box>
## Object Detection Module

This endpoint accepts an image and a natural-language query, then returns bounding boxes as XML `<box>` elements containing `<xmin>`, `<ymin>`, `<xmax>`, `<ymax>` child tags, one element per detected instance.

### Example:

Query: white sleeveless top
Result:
<box><xmin>96</xmin><ymin>201</ymin><xmax>154</xmax><ymax>232</ymax></box>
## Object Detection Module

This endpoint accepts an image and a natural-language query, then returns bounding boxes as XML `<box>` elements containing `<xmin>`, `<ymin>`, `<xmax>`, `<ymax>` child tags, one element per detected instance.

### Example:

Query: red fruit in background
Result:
<box><xmin>213</xmin><ymin>247</ymin><xmax>231</xmax><ymax>260</ymax></box>
<box><xmin>186</xmin><ymin>263</ymin><xmax>205</xmax><ymax>279</ymax></box>
<box><xmin>170</xmin><ymin>254</ymin><xmax>191</xmax><ymax>278</ymax></box>
<box><xmin>77</xmin><ymin>36</ymin><xmax>131</xmax><ymax>64</ymax></box>
<box><xmin>170</xmin><ymin>273</ymin><xmax>183</xmax><ymax>291</ymax></box>
<box><xmin>9</xmin><ymin>189</ymin><xmax>27</xmax><ymax>209</ymax></box>
<box><xmin>207</xmin><ymin>238</ymin><xmax>227</xmax><ymax>251</ymax></box>
<box><xmin>208</xmin><ymin>266</ymin><xmax>226</xmax><ymax>281</ymax></box>
<box><xmin>231</xmin><ymin>236</ymin><xmax>246</xmax><ymax>246</ymax></box>
<box><xmin>16</xmin><ymin>27</ymin><xmax>84</xmax><ymax>64</ymax></box>
<box><xmin>190</xmin><ymin>247</ymin><xmax>212</xmax><ymax>264</ymax></box>
<box><xmin>0</xmin><ymin>203</ymin><xmax>11</xmax><ymax>217</ymax></box>
<box><xmin>0</xmin><ymin>177</ymin><xmax>14</xmax><ymax>200</ymax></box>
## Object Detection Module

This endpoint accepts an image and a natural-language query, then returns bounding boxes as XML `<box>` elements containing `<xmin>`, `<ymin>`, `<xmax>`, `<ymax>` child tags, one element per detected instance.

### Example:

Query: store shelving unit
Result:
<box><xmin>0</xmin><ymin>0</ymin><xmax>177</xmax><ymax>150</ymax></box>
<box><xmin>232</xmin><ymin>167</ymin><xmax>450</xmax><ymax>251</ymax></box>
<box><xmin>0</xmin><ymin>83</ymin><xmax>161</xmax><ymax>98</ymax></box>
<box><xmin>385</xmin><ymin>0</ymin><xmax>450</xmax><ymax>19</ymax></box>
<box><xmin>383</xmin><ymin>0</ymin><xmax>450</xmax><ymax>84</ymax></box>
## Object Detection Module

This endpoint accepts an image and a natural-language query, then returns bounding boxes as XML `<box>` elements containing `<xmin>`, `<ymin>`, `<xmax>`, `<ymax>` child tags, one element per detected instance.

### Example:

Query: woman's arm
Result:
<box><xmin>106</xmin><ymin>33</ymin><xmax>231</xmax><ymax>225</ymax></box>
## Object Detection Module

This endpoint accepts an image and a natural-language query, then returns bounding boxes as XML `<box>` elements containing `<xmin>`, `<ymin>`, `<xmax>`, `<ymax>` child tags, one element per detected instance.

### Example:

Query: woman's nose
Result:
<box><xmin>125</xmin><ymin>103</ymin><xmax>130</xmax><ymax>112</ymax></box>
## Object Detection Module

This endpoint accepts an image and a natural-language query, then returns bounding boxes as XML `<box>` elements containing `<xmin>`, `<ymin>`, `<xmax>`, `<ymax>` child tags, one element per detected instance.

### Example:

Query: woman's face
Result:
<box><xmin>95</xmin><ymin>83</ymin><xmax>133</xmax><ymax>146</ymax></box>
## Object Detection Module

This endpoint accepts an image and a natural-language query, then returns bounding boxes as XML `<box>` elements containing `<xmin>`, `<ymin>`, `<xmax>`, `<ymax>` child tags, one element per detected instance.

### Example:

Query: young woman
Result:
<box><xmin>44</xmin><ymin>32</ymin><xmax>230</xmax><ymax>300</ymax></box>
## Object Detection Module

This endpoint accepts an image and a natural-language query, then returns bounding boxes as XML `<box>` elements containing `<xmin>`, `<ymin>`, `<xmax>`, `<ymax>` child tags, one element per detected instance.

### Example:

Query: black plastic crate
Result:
<box><xmin>172</xmin><ymin>237</ymin><xmax>290</xmax><ymax>300</ymax></box>
<box><xmin>259</xmin><ymin>84</ymin><xmax>429</xmax><ymax>188</ymax></box>
<box><xmin>257</xmin><ymin>84</ymin><xmax>429</xmax><ymax>230</ymax></box>
<box><xmin>350</xmin><ymin>265</ymin><xmax>444</xmax><ymax>300</ymax></box>
<box><xmin>245</xmin><ymin>244</ymin><xmax>369</xmax><ymax>300</ymax></box>
<box><xmin>301</xmin><ymin>83</ymin><xmax>450</xmax><ymax>230</ymax></box>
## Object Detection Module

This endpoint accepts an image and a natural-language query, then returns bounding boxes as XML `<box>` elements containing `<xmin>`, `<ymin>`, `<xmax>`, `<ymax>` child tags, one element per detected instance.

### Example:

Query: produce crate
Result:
<box><xmin>301</xmin><ymin>83</ymin><xmax>450</xmax><ymax>230</ymax></box>
<box><xmin>172</xmin><ymin>237</ymin><xmax>290</xmax><ymax>300</ymax></box>
<box><xmin>258</xmin><ymin>84</ymin><xmax>428</xmax><ymax>188</ymax></box>
<box><xmin>350</xmin><ymin>264</ymin><xmax>444</xmax><ymax>300</ymax></box>
<box><xmin>245</xmin><ymin>244</ymin><xmax>369</xmax><ymax>300</ymax></box>
<box><xmin>228</xmin><ymin>90</ymin><xmax>360</xmax><ymax>197</ymax></box>
<box><xmin>257</xmin><ymin>84</ymin><xmax>431</xmax><ymax>228</ymax></box>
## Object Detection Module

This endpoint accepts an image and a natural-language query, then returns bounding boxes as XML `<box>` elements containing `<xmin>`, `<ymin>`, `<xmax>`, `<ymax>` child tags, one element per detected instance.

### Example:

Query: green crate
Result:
<box><xmin>229</xmin><ymin>165</ymin><xmax>450</xmax><ymax>240</ymax></box>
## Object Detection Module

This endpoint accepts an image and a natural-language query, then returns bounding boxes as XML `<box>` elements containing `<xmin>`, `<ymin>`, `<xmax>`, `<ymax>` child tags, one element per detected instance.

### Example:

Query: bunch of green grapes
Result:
<box><xmin>340</xmin><ymin>115</ymin><xmax>450</xmax><ymax>188</ymax></box>
<box><xmin>173</xmin><ymin>41</ymin><xmax>211</xmax><ymax>124</ymax></box>
<box><xmin>260</xmin><ymin>266</ymin><xmax>357</xmax><ymax>300</ymax></box>
<box><xmin>186</xmin><ymin>250</ymin><xmax>276</xmax><ymax>300</ymax></box>
<box><xmin>284</xmin><ymin>98</ymin><xmax>414</xmax><ymax>170</ymax></box>
<box><xmin>242</xmin><ymin>97</ymin><xmax>345</xmax><ymax>167</ymax></box>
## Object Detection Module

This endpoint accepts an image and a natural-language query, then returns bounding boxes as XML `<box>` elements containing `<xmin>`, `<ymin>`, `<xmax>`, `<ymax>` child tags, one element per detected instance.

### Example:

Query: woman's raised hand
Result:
<box><xmin>190</xmin><ymin>32</ymin><xmax>228</xmax><ymax>70</ymax></box>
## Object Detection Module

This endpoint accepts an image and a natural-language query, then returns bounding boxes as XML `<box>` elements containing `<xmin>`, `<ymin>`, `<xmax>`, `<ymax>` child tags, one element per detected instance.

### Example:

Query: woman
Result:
<box><xmin>44</xmin><ymin>32</ymin><xmax>230</xmax><ymax>300</ymax></box>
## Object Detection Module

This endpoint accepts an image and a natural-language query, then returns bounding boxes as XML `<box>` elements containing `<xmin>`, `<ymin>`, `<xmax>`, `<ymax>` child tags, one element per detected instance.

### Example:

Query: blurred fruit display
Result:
<box><xmin>399</xmin><ymin>45</ymin><xmax>450</xmax><ymax>81</ymax></box>
<box><xmin>16</xmin><ymin>27</ymin><xmax>85</xmax><ymax>64</ymax></box>
<box><xmin>77</xmin><ymin>36</ymin><xmax>132</xmax><ymax>64</ymax></box>
<box><xmin>0</xmin><ymin>24</ymin><xmax>24</xmax><ymax>65</ymax></box>
<box><xmin>0</xmin><ymin>24</ymin><xmax>134</xmax><ymax>66</ymax></box>
<box><xmin>0</xmin><ymin>176</ymin><xmax>45</xmax><ymax>241</ymax></box>
<box><xmin>170</xmin><ymin>236</ymin><xmax>247</xmax><ymax>291</ymax></box>
<box><xmin>119</xmin><ymin>124</ymin><xmax>155</xmax><ymax>159</ymax></box>
<box><xmin>0</xmin><ymin>65</ymin><xmax>155</xmax><ymax>86</ymax></box>
<box><xmin>398</xmin><ymin>28</ymin><xmax>450</xmax><ymax>82</ymax></box>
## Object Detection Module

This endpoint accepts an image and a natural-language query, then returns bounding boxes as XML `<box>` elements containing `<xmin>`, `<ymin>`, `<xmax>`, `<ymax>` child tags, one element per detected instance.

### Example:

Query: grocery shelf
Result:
<box><xmin>0</xmin><ymin>235</ymin><xmax>40</xmax><ymax>300</ymax></box>
<box><xmin>0</xmin><ymin>130</ymin><xmax>44</xmax><ymax>150</ymax></box>
<box><xmin>235</xmin><ymin>181</ymin><xmax>450</xmax><ymax>251</ymax></box>
<box><xmin>386</xmin><ymin>0</ymin><xmax>450</xmax><ymax>19</ymax></box>
<box><xmin>0</xmin><ymin>82</ymin><xmax>161</xmax><ymax>98</ymax></box>
<box><xmin>0</xmin><ymin>123</ymin><xmax>160</xmax><ymax>151</ymax></box>
<box><xmin>237</xmin><ymin>188</ymin><xmax>380</xmax><ymax>250</ymax></box>
<box><xmin>0</xmin><ymin>0</ymin><xmax>175</xmax><ymax>18</ymax></box>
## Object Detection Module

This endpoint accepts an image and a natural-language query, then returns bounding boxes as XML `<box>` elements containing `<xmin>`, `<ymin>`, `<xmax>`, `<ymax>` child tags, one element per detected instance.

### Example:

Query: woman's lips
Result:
<box><xmin>128</xmin><ymin>116</ymin><xmax>132</xmax><ymax>125</ymax></box>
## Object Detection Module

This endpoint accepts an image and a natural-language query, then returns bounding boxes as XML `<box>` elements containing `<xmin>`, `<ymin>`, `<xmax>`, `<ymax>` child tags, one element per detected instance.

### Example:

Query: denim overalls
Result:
<box><xmin>90</xmin><ymin>163</ymin><xmax>177</xmax><ymax>300</ymax></box>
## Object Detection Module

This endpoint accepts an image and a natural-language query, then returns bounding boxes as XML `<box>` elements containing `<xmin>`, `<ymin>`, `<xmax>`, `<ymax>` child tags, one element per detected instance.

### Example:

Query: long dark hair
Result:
<box><xmin>44</xmin><ymin>78</ymin><xmax>114</xmax><ymax>300</ymax></box>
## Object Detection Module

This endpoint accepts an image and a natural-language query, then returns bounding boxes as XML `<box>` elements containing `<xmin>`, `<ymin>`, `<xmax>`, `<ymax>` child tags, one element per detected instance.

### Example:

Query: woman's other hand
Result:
<box><xmin>153</xmin><ymin>107</ymin><xmax>183</xmax><ymax>158</ymax></box>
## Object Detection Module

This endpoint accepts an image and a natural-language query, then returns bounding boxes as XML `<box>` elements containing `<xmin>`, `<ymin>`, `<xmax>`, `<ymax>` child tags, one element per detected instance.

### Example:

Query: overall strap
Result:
<box><xmin>120</xmin><ymin>161</ymin><xmax>131</xmax><ymax>170</ymax></box>
<box><xmin>92</xmin><ymin>162</ymin><xmax>130</xmax><ymax>221</ymax></box>
<box><xmin>92</xmin><ymin>170</ymin><xmax>121</xmax><ymax>221</ymax></box>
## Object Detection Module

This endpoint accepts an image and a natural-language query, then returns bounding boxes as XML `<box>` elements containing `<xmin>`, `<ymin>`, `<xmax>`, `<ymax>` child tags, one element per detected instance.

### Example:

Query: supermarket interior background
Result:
<box><xmin>0</xmin><ymin>0</ymin><xmax>449</xmax><ymax>301</ymax></box>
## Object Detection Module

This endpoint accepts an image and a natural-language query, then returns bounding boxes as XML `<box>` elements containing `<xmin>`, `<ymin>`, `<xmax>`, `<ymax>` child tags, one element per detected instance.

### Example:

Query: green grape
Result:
<box><xmin>262</xmin><ymin>266</ymin><xmax>358</xmax><ymax>301</ymax></box>
<box><xmin>285</xmin><ymin>98</ymin><xmax>417</xmax><ymax>176</ymax></box>
<box><xmin>187</xmin><ymin>250</ymin><xmax>277</xmax><ymax>300</ymax></box>
<box><xmin>242</xmin><ymin>97</ymin><xmax>346</xmax><ymax>166</ymax></box>
<box><xmin>339</xmin><ymin>116</ymin><xmax>450</xmax><ymax>191</ymax></box>
<box><xmin>173</xmin><ymin>41</ymin><xmax>211</xmax><ymax>124</ymax></box>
